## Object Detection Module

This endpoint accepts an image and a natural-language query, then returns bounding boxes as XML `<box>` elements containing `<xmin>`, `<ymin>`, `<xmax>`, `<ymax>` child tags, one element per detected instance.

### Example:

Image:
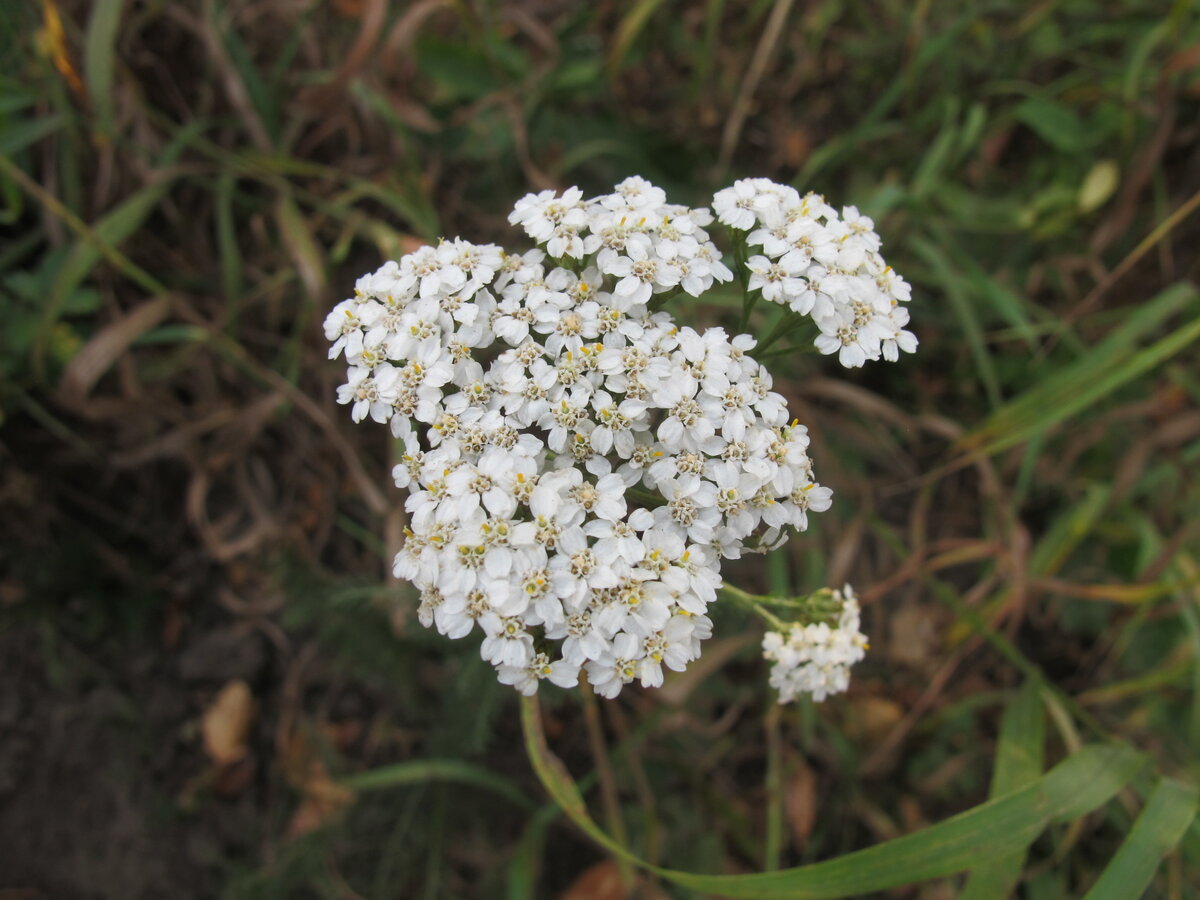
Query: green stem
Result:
<box><xmin>929</xmin><ymin>577</ymin><xmax>1110</xmax><ymax>742</ymax></box>
<box><xmin>764</xmin><ymin>704</ymin><xmax>784</xmax><ymax>871</ymax></box>
<box><xmin>739</xmin><ymin>290</ymin><xmax>756</xmax><ymax>334</ymax></box>
<box><xmin>627</xmin><ymin>485</ymin><xmax>665</xmax><ymax>509</ymax></box>
<box><xmin>647</xmin><ymin>285</ymin><xmax>683</xmax><ymax>313</ymax></box>
<box><xmin>579</xmin><ymin>677</ymin><xmax>636</xmax><ymax>891</ymax></box>
<box><xmin>757</xmin><ymin>343</ymin><xmax>817</xmax><ymax>364</ymax></box>
<box><xmin>549</xmin><ymin>253</ymin><xmax>585</xmax><ymax>276</ymax></box>
<box><xmin>721</xmin><ymin>582</ymin><xmax>788</xmax><ymax>628</ymax></box>
<box><xmin>756</xmin><ymin>314</ymin><xmax>812</xmax><ymax>354</ymax></box>
<box><xmin>730</xmin><ymin>229</ymin><xmax>755</xmax><ymax>332</ymax></box>
<box><xmin>721</xmin><ymin>582</ymin><xmax>843</xmax><ymax>621</ymax></box>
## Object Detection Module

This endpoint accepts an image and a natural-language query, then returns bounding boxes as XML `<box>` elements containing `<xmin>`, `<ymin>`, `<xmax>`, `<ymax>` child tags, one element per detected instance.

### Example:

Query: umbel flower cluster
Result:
<box><xmin>762</xmin><ymin>586</ymin><xmax>868</xmax><ymax>703</ymax></box>
<box><xmin>714</xmin><ymin>178</ymin><xmax>916</xmax><ymax>367</ymax></box>
<box><xmin>325</xmin><ymin>177</ymin><xmax>908</xmax><ymax>700</ymax></box>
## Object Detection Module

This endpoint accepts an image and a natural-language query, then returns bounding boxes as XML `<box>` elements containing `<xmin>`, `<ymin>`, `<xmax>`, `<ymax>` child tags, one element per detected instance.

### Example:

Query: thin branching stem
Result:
<box><xmin>763</xmin><ymin>703</ymin><xmax>784</xmax><ymax>871</ymax></box>
<box><xmin>579</xmin><ymin>674</ymin><xmax>636</xmax><ymax>890</ymax></box>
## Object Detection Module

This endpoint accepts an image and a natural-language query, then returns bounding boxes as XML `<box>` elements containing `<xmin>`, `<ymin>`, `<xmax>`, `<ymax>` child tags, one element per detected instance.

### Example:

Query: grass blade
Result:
<box><xmin>991</xmin><ymin>681</ymin><xmax>1047</xmax><ymax>794</ymax></box>
<box><xmin>0</xmin><ymin>113</ymin><xmax>65</xmax><ymax>157</ymax></box>
<box><xmin>84</xmin><ymin>0</ymin><xmax>124</xmax><ymax>140</ymax></box>
<box><xmin>911</xmin><ymin>235</ymin><xmax>1002</xmax><ymax>407</ymax></box>
<box><xmin>958</xmin><ymin>282</ymin><xmax>1200</xmax><ymax>459</ymax></box>
<box><xmin>1027</xmin><ymin>482</ymin><xmax>1111</xmax><ymax>577</ymax></box>
<box><xmin>214</xmin><ymin>171</ymin><xmax>243</xmax><ymax>328</ymax></box>
<box><xmin>522</xmin><ymin>696</ymin><xmax>1146</xmax><ymax>899</ymax></box>
<box><xmin>960</xmin><ymin>679</ymin><xmax>1046</xmax><ymax>899</ymax></box>
<box><xmin>506</xmin><ymin>804</ymin><xmax>560</xmax><ymax>900</ymax></box>
<box><xmin>1082</xmin><ymin>778</ymin><xmax>1199</xmax><ymax>900</ymax></box>
<box><xmin>608</xmin><ymin>0</ymin><xmax>671</xmax><ymax>74</ymax></box>
<box><xmin>275</xmin><ymin>189</ymin><xmax>326</xmax><ymax>301</ymax></box>
<box><xmin>666</xmin><ymin>745</ymin><xmax>1144</xmax><ymax>898</ymax></box>
<box><xmin>340</xmin><ymin>758</ymin><xmax>533</xmax><ymax>809</ymax></box>
<box><xmin>36</xmin><ymin>176</ymin><xmax>175</xmax><ymax>370</ymax></box>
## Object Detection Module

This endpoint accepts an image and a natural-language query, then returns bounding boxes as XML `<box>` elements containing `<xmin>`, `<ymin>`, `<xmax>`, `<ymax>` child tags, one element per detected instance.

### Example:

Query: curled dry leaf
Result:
<box><xmin>281</xmin><ymin>728</ymin><xmax>355</xmax><ymax>838</ymax></box>
<box><xmin>57</xmin><ymin>295</ymin><xmax>171</xmax><ymax>408</ymax></box>
<box><xmin>287</xmin><ymin>787</ymin><xmax>354</xmax><ymax>839</ymax></box>
<box><xmin>202</xmin><ymin>679</ymin><xmax>256</xmax><ymax>766</ymax></box>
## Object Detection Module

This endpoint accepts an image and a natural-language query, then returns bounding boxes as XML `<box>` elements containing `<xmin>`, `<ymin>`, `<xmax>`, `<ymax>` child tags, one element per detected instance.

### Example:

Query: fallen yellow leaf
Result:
<box><xmin>202</xmin><ymin>679</ymin><xmax>255</xmax><ymax>766</ymax></box>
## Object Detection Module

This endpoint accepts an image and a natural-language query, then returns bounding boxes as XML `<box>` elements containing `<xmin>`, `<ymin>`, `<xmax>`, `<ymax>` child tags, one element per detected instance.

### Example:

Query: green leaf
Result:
<box><xmin>609</xmin><ymin>0</ymin><xmax>671</xmax><ymax>73</ymax></box>
<box><xmin>911</xmin><ymin>101</ymin><xmax>959</xmax><ymax>198</ymax></box>
<box><xmin>0</xmin><ymin>85</ymin><xmax>36</xmax><ymax>116</ymax></box>
<box><xmin>522</xmin><ymin>696</ymin><xmax>1147</xmax><ymax>899</ymax></box>
<box><xmin>0</xmin><ymin>114</ymin><xmax>66</xmax><ymax>158</ymax></box>
<box><xmin>960</xmin><ymin>679</ymin><xmax>1046</xmax><ymax>899</ymax></box>
<box><xmin>551</xmin><ymin>58</ymin><xmax>605</xmax><ymax>94</ymax></box>
<box><xmin>85</xmin><ymin>0</ymin><xmax>124</xmax><ymax>139</ymax></box>
<box><xmin>958</xmin><ymin>282</ymin><xmax>1200</xmax><ymax>459</ymax></box>
<box><xmin>339</xmin><ymin>758</ymin><xmax>534</xmax><ymax>810</ymax></box>
<box><xmin>220</xmin><ymin>25</ymin><xmax>277</xmax><ymax>144</ymax></box>
<box><xmin>991</xmin><ymin>682</ymin><xmax>1047</xmax><ymax>794</ymax></box>
<box><xmin>274</xmin><ymin>190</ymin><xmax>325</xmax><ymax>301</ymax></box>
<box><xmin>1014</xmin><ymin>96</ymin><xmax>1090</xmax><ymax>153</ymax></box>
<box><xmin>554</xmin><ymin>139</ymin><xmax>640</xmax><ymax>178</ymax></box>
<box><xmin>1082</xmin><ymin>778</ymin><xmax>1199</xmax><ymax>900</ymax></box>
<box><xmin>1079</xmin><ymin>160</ymin><xmax>1120</xmax><ymax>213</ymax></box>
<box><xmin>911</xmin><ymin>235</ymin><xmax>1002</xmax><ymax>407</ymax></box>
<box><xmin>1028</xmin><ymin>483</ymin><xmax>1111</xmax><ymax>577</ymax></box>
<box><xmin>38</xmin><ymin>177</ymin><xmax>174</xmax><ymax>354</ymax></box>
<box><xmin>944</xmin><ymin>243</ymin><xmax>1040</xmax><ymax>349</ymax></box>
<box><xmin>506</xmin><ymin>804</ymin><xmax>561</xmax><ymax>900</ymax></box>
<box><xmin>215</xmin><ymin>171</ymin><xmax>243</xmax><ymax>324</ymax></box>
<box><xmin>417</xmin><ymin>37</ymin><xmax>503</xmax><ymax>103</ymax></box>
<box><xmin>670</xmin><ymin>746</ymin><xmax>1143</xmax><ymax>898</ymax></box>
<box><xmin>957</xmin><ymin>102</ymin><xmax>988</xmax><ymax>156</ymax></box>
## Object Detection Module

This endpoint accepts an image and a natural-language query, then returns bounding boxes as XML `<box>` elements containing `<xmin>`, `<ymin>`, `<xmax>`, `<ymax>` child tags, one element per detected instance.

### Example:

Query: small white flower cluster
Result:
<box><xmin>762</xmin><ymin>585</ymin><xmax>868</xmax><ymax>703</ymax></box>
<box><xmin>325</xmin><ymin>177</ymin><xmax>903</xmax><ymax>700</ymax></box>
<box><xmin>713</xmin><ymin>178</ymin><xmax>917</xmax><ymax>368</ymax></box>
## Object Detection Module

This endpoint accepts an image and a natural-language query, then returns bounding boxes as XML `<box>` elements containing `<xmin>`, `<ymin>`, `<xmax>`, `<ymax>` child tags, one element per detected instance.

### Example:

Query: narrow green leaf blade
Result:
<box><xmin>215</xmin><ymin>171</ymin><xmax>243</xmax><ymax>321</ymax></box>
<box><xmin>992</xmin><ymin>681</ymin><xmax>1046</xmax><ymax>793</ymax></box>
<box><xmin>609</xmin><ymin>0</ymin><xmax>671</xmax><ymax>72</ymax></box>
<box><xmin>275</xmin><ymin>190</ymin><xmax>326</xmax><ymax>301</ymax></box>
<box><xmin>506</xmin><ymin>804</ymin><xmax>561</xmax><ymax>900</ymax></box>
<box><xmin>39</xmin><ymin>177</ymin><xmax>174</xmax><ymax>345</ymax></box>
<box><xmin>340</xmin><ymin>758</ymin><xmax>533</xmax><ymax>809</ymax></box>
<box><xmin>1082</xmin><ymin>778</ymin><xmax>1199</xmax><ymax>900</ymax></box>
<box><xmin>85</xmin><ymin>0</ymin><xmax>125</xmax><ymax>139</ymax></box>
<box><xmin>911</xmin><ymin>104</ymin><xmax>959</xmax><ymax>198</ymax></box>
<box><xmin>912</xmin><ymin>236</ymin><xmax>1002</xmax><ymax>407</ymax></box>
<box><xmin>662</xmin><ymin>745</ymin><xmax>1144</xmax><ymax>899</ymax></box>
<box><xmin>960</xmin><ymin>679</ymin><xmax>1046</xmax><ymax>900</ymax></box>
<box><xmin>1028</xmin><ymin>482</ymin><xmax>1111</xmax><ymax>577</ymax></box>
<box><xmin>959</xmin><ymin>282</ymin><xmax>1199</xmax><ymax>458</ymax></box>
<box><xmin>0</xmin><ymin>114</ymin><xmax>66</xmax><ymax>157</ymax></box>
<box><xmin>1014</xmin><ymin>96</ymin><xmax>1090</xmax><ymax>152</ymax></box>
<box><xmin>522</xmin><ymin>696</ymin><xmax>1146</xmax><ymax>900</ymax></box>
<box><xmin>521</xmin><ymin>695</ymin><xmax>632</xmax><ymax>860</ymax></box>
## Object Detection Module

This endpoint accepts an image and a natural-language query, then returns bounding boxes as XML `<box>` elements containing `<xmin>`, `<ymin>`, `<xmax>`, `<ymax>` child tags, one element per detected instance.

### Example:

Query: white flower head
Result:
<box><xmin>326</xmin><ymin>177</ymin><xmax>911</xmax><ymax>698</ymax></box>
<box><xmin>763</xmin><ymin>585</ymin><xmax>867</xmax><ymax>703</ymax></box>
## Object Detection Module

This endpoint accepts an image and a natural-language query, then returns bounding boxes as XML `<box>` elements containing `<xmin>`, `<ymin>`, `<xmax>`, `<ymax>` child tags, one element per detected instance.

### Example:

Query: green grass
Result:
<box><xmin>2</xmin><ymin>0</ymin><xmax>1200</xmax><ymax>897</ymax></box>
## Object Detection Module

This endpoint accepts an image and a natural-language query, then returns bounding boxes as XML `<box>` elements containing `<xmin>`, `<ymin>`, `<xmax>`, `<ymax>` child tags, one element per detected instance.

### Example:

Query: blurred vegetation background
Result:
<box><xmin>2</xmin><ymin>0</ymin><xmax>1199</xmax><ymax>897</ymax></box>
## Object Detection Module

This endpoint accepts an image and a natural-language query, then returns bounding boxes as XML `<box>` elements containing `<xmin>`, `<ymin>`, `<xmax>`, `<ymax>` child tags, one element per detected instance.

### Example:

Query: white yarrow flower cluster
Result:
<box><xmin>762</xmin><ymin>585</ymin><xmax>868</xmax><ymax>703</ymax></box>
<box><xmin>713</xmin><ymin>178</ymin><xmax>917</xmax><ymax>367</ymax></box>
<box><xmin>326</xmin><ymin>177</ymin><xmax>905</xmax><ymax>699</ymax></box>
